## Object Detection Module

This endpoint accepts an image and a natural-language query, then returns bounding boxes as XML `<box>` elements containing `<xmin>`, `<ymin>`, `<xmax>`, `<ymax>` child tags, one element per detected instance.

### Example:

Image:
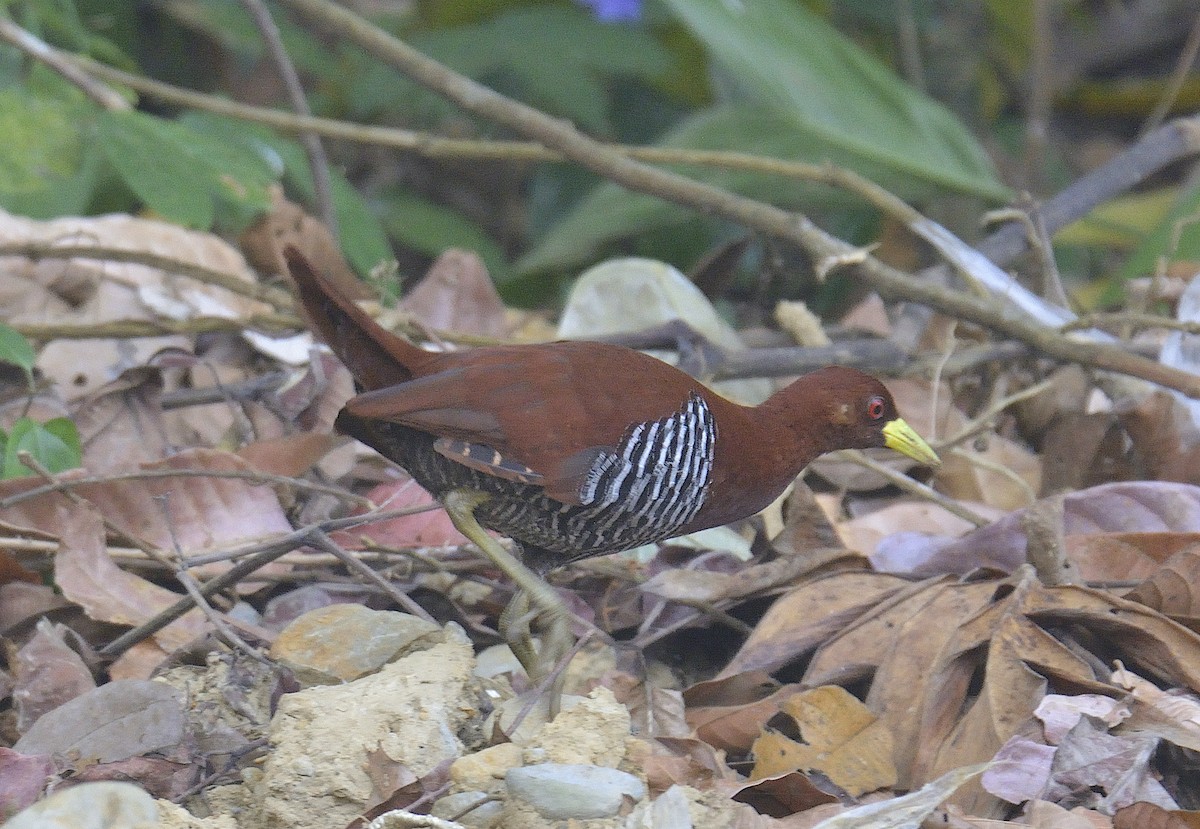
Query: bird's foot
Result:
<box><xmin>444</xmin><ymin>489</ymin><xmax>576</xmax><ymax>712</ymax></box>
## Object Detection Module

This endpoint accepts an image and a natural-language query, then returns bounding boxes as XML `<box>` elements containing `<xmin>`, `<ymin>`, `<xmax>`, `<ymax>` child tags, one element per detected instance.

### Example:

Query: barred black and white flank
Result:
<box><xmin>473</xmin><ymin>393</ymin><xmax>716</xmax><ymax>564</ymax></box>
<box><xmin>575</xmin><ymin>392</ymin><xmax>716</xmax><ymax>543</ymax></box>
<box><xmin>351</xmin><ymin>393</ymin><xmax>718</xmax><ymax>569</ymax></box>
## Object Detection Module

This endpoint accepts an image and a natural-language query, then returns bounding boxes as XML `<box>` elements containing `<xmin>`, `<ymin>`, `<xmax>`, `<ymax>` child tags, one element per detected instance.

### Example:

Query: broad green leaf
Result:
<box><xmin>3</xmin><ymin>417</ymin><xmax>82</xmax><ymax>479</ymax></box>
<box><xmin>0</xmin><ymin>323</ymin><xmax>36</xmax><ymax>386</ymax></box>
<box><xmin>519</xmin><ymin>105</ymin><xmax>875</xmax><ymax>275</ymax></box>
<box><xmin>0</xmin><ymin>90</ymin><xmax>82</xmax><ymax>193</ymax></box>
<box><xmin>97</xmin><ymin>110</ymin><xmax>276</xmax><ymax>229</ymax></box>
<box><xmin>383</xmin><ymin>191</ymin><xmax>511</xmax><ymax>286</ymax></box>
<box><xmin>662</xmin><ymin>0</ymin><xmax>1007</xmax><ymax>200</ymax></box>
<box><xmin>414</xmin><ymin>6</ymin><xmax>672</xmax><ymax>133</ymax></box>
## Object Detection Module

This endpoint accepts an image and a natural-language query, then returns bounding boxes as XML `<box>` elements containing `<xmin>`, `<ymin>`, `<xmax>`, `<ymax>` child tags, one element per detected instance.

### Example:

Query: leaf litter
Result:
<box><xmin>3</xmin><ymin>206</ymin><xmax>1200</xmax><ymax>828</ymax></box>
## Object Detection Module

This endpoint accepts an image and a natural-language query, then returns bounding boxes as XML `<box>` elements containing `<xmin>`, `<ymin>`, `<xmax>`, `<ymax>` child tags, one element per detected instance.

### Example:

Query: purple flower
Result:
<box><xmin>577</xmin><ymin>0</ymin><xmax>642</xmax><ymax>22</ymax></box>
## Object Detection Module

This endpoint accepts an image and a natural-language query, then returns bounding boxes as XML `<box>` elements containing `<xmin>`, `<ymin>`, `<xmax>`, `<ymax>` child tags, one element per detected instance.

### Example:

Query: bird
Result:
<box><xmin>282</xmin><ymin>246</ymin><xmax>939</xmax><ymax>688</ymax></box>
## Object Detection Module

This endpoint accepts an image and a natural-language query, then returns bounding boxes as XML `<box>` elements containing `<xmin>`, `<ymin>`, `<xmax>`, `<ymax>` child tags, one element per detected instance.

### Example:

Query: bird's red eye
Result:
<box><xmin>866</xmin><ymin>396</ymin><xmax>886</xmax><ymax>420</ymax></box>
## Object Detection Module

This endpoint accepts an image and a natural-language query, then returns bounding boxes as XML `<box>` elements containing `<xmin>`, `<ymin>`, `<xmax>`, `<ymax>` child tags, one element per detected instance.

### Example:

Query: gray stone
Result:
<box><xmin>506</xmin><ymin>763</ymin><xmax>646</xmax><ymax>820</ymax></box>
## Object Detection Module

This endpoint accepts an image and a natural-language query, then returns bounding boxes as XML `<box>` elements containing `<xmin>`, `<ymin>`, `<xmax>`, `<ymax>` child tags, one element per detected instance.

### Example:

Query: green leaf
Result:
<box><xmin>0</xmin><ymin>89</ymin><xmax>84</xmax><ymax>193</ymax></box>
<box><xmin>0</xmin><ymin>323</ymin><xmax>36</xmax><ymax>387</ymax></box>
<box><xmin>662</xmin><ymin>0</ymin><xmax>1007</xmax><ymax>200</ymax></box>
<box><xmin>415</xmin><ymin>6</ymin><xmax>672</xmax><ymax>133</ymax></box>
<box><xmin>2</xmin><ymin>417</ymin><xmax>82</xmax><ymax>479</ymax></box>
<box><xmin>381</xmin><ymin>190</ymin><xmax>511</xmax><ymax>286</ymax></box>
<box><xmin>97</xmin><ymin>110</ymin><xmax>277</xmax><ymax>229</ymax></box>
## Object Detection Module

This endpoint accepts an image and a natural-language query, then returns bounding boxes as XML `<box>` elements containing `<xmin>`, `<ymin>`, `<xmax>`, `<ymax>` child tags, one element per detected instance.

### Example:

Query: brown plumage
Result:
<box><xmin>284</xmin><ymin>246</ymin><xmax>938</xmax><ymax>680</ymax></box>
<box><xmin>288</xmin><ymin>244</ymin><xmax>936</xmax><ymax>571</ymax></box>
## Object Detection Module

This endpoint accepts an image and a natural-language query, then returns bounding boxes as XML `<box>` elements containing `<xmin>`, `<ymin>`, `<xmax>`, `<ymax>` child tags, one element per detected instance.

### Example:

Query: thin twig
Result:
<box><xmin>0</xmin><ymin>18</ymin><xmax>129</xmax><ymax>110</ymax></box>
<box><xmin>239</xmin><ymin>0</ymin><xmax>337</xmax><ymax>236</ymax></box>
<box><xmin>0</xmin><ymin>466</ymin><xmax>373</xmax><ymax>511</ymax></box>
<box><xmin>305</xmin><ymin>529</ymin><xmax>436</xmax><ymax>622</ymax></box>
<box><xmin>0</xmin><ymin>241</ymin><xmax>295</xmax><ymax>311</ymax></box>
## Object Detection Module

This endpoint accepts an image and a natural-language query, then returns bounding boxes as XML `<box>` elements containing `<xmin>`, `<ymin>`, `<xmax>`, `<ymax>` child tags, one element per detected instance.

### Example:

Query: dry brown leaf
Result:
<box><xmin>399</xmin><ymin>249</ymin><xmax>508</xmax><ymax>338</ymax></box>
<box><xmin>937</xmin><ymin>432</ymin><xmax>1042</xmax><ymax>512</ymax></box>
<box><xmin>688</xmin><ymin>682</ymin><xmax>804</xmax><ymax>755</ymax></box>
<box><xmin>53</xmin><ymin>505</ymin><xmax>206</xmax><ymax>656</ymax></box>
<box><xmin>1027</xmin><ymin>800</ymin><xmax>1112</xmax><ymax>829</ymax></box>
<box><xmin>239</xmin><ymin>188</ymin><xmax>367</xmax><ymax>299</ymax></box>
<box><xmin>750</xmin><ymin>686</ymin><xmax>897</xmax><ymax>796</ymax></box>
<box><xmin>236</xmin><ymin>432</ymin><xmax>341</xmax><ymax>478</ymax></box>
<box><xmin>1021</xmin><ymin>583</ymin><xmax>1200</xmax><ymax>691</ymax></box>
<box><xmin>329</xmin><ymin>478</ymin><xmax>467</xmax><ymax>550</ymax></box>
<box><xmin>720</xmin><ymin>572</ymin><xmax>909</xmax><ymax>677</ymax></box>
<box><xmin>1111</xmin><ymin>664</ymin><xmax>1200</xmax><ymax>751</ymax></box>
<box><xmin>1125</xmin><ymin>541</ymin><xmax>1200</xmax><ymax>619</ymax></box>
<box><xmin>727</xmin><ymin>771</ymin><xmax>840</xmax><ymax>819</ymax></box>
<box><xmin>641</xmin><ymin>555</ymin><xmax>834</xmax><ymax>604</ymax></box>
<box><xmin>11</xmin><ymin>618</ymin><xmax>95</xmax><ymax>733</ymax></box>
<box><xmin>836</xmin><ymin>501</ymin><xmax>985</xmax><ymax>558</ymax></box>
<box><xmin>1114</xmin><ymin>802</ymin><xmax>1200</xmax><ymax>829</ymax></box>
<box><xmin>0</xmin><ymin>210</ymin><xmax>267</xmax><ymax>399</ymax></box>
<box><xmin>873</xmin><ymin>481</ymin><xmax>1200</xmax><ymax>577</ymax></box>
<box><xmin>807</xmin><ymin>581</ymin><xmax>1000</xmax><ymax>787</ymax></box>
<box><xmin>72</xmin><ymin>367</ymin><xmax>171</xmax><ymax>472</ymax></box>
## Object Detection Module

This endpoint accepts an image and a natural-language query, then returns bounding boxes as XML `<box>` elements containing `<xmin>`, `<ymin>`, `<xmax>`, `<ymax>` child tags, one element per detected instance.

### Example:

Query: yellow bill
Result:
<box><xmin>882</xmin><ymin>418</ymin><xmax>940</xmax><ymax>467</ymax></box>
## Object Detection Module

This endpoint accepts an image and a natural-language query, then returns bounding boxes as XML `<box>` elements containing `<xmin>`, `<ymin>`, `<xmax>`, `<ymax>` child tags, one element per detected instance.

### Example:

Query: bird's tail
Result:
<box><xmin>282</xmin><ymin>246</ymin><xmax>428</xmax><ymax>391</ymax></box>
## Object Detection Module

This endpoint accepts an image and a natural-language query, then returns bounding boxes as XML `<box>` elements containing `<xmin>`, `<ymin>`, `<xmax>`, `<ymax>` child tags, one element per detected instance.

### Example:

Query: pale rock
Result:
<box><xmin>252</xmin><ymin>630</ymin><xmax>479</xmax><ymax>829</ymax></box>
<box><xmin>4</xmin><ymin>782</ymin><xmax>157</xmax><ymax>829</ymax></box>
<box><xmin>269</xmin><ymin>604</ymin><xmax>444</xmax><ymax>687</ymax></box>
<box><xmin>506</xmin><ymin>763</ymin><xmax>646</xmax><ymax>820</ymax></box>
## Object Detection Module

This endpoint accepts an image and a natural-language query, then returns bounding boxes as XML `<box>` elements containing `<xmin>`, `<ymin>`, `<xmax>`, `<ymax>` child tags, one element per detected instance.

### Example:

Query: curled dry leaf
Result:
<box><xmin>749</xmin><ymin>686</ymin><xmax>898</xmax><ymax>797</ymax></box>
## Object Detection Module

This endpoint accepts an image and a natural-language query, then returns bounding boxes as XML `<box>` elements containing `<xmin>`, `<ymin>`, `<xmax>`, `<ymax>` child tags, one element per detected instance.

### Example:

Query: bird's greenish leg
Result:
<box><xmin>443</xmin><ymin>489</ymin><xmax>574</xmax><ymax>701</ymax></box>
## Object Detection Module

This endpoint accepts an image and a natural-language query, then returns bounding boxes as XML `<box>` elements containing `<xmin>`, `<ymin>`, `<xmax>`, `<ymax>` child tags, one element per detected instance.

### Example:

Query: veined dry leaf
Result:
<box><xmin>807</xmin><ymin>581</ymin><xmax>1001</xmax><ymax>787</ymax></box>
<box><xmin>13</xmin><ymin>679</ymin><xmax>186</xmax><ymax>764</ymax></box>
<box><xmin>53</xmin><ymin>506</ymin><xmax>206</xmax><ymax>656</ymax></box>
<box><xmin>750</xmin><ymin>686</ymin><xmax>897</xmax><ymax>796</ymax></box>
<box><xmin>1021</xmin><ymin>583</ymin><xmax>1200</xmax><ymax>692</ymax></box>
<box><xmin>720</xmin><ymin>571</ymin><xmax>909</xmax><ymax>677</ymax></box>
<box><xmin>687</xmin><ymin>681</ymin><xmax>802</xmax><ymax>754</ymax></box>
<box><xmin>1068</xmin><ymin>534</ymin><xmax>1200</xmax><ymax>586</ymax></box>
<box><xmin>1046</xmin><ymin>717</ymin><xmax>1175</xmax><ymax>809</ymax></box>
<box><xmin>916</xmin><ymin>577</ymin><xmax>1097</xmax><ymax>817</ymax></box>
<box><xmin>0</xmin><ymin>447</ymin><xmax>292</xmax><ymax>582</ymax></box>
